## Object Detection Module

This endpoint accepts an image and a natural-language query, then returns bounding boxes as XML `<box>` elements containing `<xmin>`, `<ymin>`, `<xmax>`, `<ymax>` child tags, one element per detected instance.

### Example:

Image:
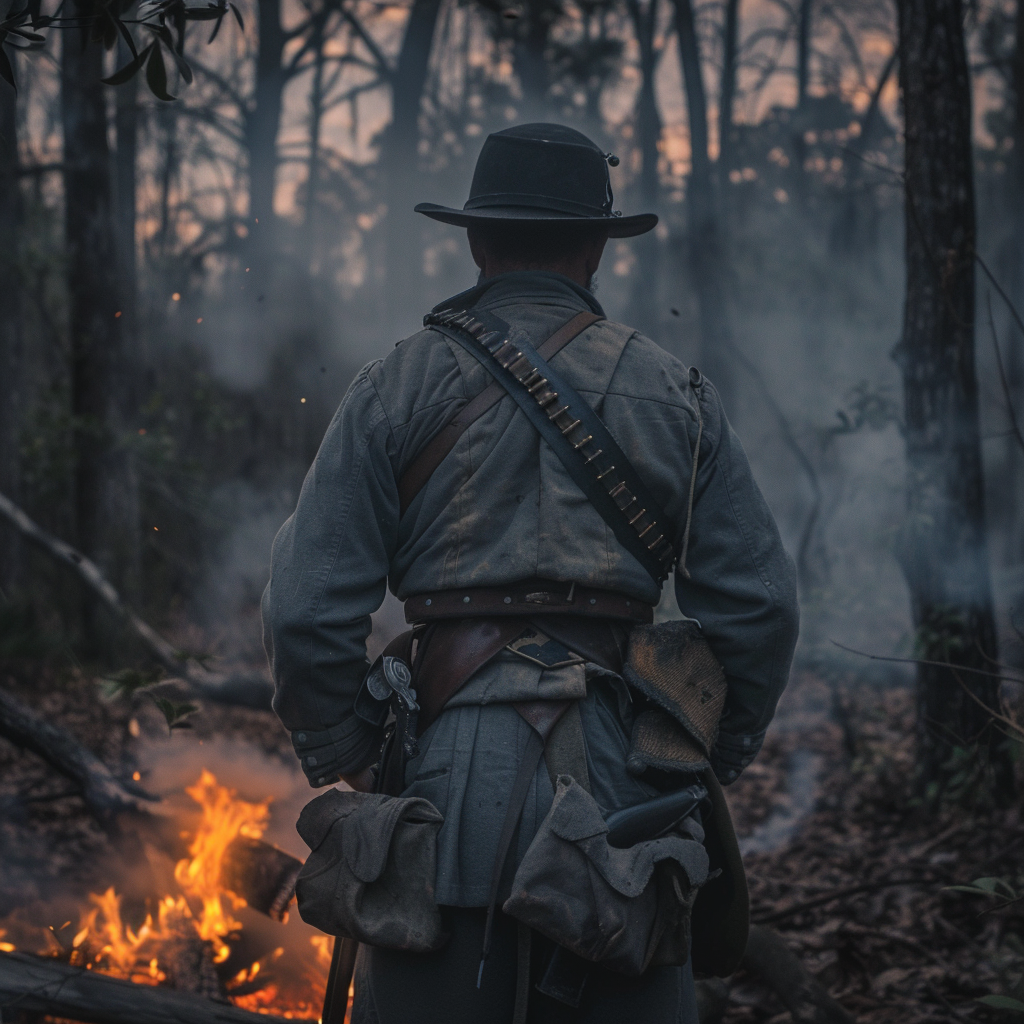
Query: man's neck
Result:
<box><xmin>478</xmin><ymin>260</ymin><xmax>591</xmax><ymax>289</ymax></box>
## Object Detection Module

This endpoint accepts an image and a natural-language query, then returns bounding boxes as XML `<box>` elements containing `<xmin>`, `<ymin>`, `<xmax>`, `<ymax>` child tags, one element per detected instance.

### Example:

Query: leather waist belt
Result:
<box><xmin>413</xmin><ymin>614</ymin><xmax>630</xmax><ymax>734</ymax></box>
<box><xmin>405</xmin><ymin>579</ymin><xmax>654</xmax><ymax>625</ymax></box>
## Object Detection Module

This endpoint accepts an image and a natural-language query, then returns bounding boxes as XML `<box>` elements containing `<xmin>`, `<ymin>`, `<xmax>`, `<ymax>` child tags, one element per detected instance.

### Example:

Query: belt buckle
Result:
<box><xmin>506</xmin><ymin>628</ymin><xmax>583</xmax><ymax>669</ymax></box>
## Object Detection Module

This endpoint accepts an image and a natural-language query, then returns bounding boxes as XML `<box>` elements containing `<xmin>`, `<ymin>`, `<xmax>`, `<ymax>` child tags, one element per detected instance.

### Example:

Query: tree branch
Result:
<box><xmin>0</xmin><ymin>490</ymin><xmax>274</xmax><ymax>709</ymax></box>
<box><xmin>0</xmin><ymin>688</ymin><xmax>157</xmax><ymax>819</ymax></box>
<box><xmin>985</xmin><ymin>291</ymin><xmax>1024</xmax><ymax>457</ymax></box>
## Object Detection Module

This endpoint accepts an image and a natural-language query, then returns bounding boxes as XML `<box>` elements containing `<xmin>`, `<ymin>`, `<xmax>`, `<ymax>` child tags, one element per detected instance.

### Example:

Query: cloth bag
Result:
<box><xmin>294</xmin><ymin>788</ymin><xmax>446</xmax><ymax>952</ymax></box>
<box><xmin>503</xmin><ymin>776</ymin><xmax>709</xmax><ymax>976</ymax></box>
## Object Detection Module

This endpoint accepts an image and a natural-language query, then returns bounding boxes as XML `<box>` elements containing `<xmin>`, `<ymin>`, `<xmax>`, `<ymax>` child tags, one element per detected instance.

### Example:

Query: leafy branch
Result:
<box><xmin>0</xmin><ymin>0</ymin><xmax>244</xmax><ymax>98</ymax></box>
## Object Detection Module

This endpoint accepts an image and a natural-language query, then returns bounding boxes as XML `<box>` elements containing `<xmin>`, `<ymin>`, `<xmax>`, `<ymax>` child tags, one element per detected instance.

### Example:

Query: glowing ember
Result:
<box><xmin>0</xmin><ymin>770</ymin><xmax>329</xmax><ymax>1017</ymax></box>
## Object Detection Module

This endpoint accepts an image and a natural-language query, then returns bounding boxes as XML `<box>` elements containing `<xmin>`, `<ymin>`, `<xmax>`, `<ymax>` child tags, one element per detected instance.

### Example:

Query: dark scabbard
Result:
<box><xmin>322</xmin><ymin>936</ymin><xmax>358</xmax><ymax>1024</ymax></box>
<box><xmin>603</xmin><ymin>783</ymin><xmax>707</xmax><ymax>849</ymax></box>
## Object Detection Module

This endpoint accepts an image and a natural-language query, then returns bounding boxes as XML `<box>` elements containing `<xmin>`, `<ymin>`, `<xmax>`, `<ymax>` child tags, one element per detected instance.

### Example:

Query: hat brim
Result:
<box><xmin>414</xmin><ymin>202</ymin><xmax>657</xmax><ymax>239</ymax></box>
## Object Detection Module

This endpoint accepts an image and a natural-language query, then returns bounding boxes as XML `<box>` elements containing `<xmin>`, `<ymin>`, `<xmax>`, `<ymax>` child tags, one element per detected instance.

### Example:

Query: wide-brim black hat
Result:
<box><xmin>415</xmin><ymin>123</ymin><xmax>657</xmax><ymax>239</ymax></box>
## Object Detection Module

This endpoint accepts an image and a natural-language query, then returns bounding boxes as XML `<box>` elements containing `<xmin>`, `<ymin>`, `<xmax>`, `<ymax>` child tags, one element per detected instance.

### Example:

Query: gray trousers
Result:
<box><xmin>352</xmin><ymin>907</ymin><xmax>700</xmax><ymax>1024</ymax></box>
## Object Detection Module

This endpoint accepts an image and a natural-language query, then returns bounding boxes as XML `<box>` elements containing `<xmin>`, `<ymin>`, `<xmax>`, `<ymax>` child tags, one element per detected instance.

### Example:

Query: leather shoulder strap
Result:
<box><xmin>425</xmin><ymin>307</ymin><xmax>677</xmax><ymax>585</ymax></box>
<box><xmin>398</xmin><ymin>311</ymin><xmax>602</xmax><ymax>515</ymax></box>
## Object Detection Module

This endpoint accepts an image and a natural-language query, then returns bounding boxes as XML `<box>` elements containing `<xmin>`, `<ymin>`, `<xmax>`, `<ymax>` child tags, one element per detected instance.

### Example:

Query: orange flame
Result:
<box><xmin>1</xmin><ymin>771</ymin><xmax>326</xmax><ymax>1017</ymax></box>
<box><xmin>173</xmin><ymin>769</ymin><xmax>271</xmax><ymax>960</ymax></box>
<box><xmin>64</xmin><ymin>772</ymin><xmax>276</xmax><ymax>987</ymax></box>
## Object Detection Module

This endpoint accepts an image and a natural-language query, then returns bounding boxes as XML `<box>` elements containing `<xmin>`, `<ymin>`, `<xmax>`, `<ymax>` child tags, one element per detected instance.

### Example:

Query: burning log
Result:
<box><xmin>221</xmin><ymin>836</ymin><xmax>302</xmax><ymax>921</ymax></box>
<box><xmin>0</xmin><ymin>690</ymin><xmax>302</xmax><ymax>918</ymax></box>
<box><xmin>0</xmin><ymin>950</ymin><xmax>297</xmax><ymax>1024</ymax></box>
<box><xmin>0</xmin><ymin>488</ymin><xmax>274</xmax><ymax>710</ymax></box>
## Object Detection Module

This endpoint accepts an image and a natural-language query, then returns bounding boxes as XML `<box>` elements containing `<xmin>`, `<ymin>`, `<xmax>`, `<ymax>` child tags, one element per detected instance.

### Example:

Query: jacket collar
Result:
<box><xmin>431</xmin><ymin>270</ymin><xmax>605</xmax><ymax>319</ymax></box>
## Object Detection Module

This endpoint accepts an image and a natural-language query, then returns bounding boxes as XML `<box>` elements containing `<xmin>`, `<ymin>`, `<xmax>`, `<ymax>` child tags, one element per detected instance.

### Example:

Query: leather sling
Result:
<box><xmin>398</xmin><ymin>310</ymin><xmax>603</xmax><ymax>515</ymax></box>
<box><xmin>424</xmin><ymin>306</ymin><xmax>677</xmax><ymax>584</ymax></box>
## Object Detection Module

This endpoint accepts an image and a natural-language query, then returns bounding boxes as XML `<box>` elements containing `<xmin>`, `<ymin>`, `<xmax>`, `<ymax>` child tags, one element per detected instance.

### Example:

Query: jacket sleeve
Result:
<box><xmin>262</xmin><ymin>367</ymin><xmax>399</xmax><ymax>786</ymax></box>
<box><xmin>674</xmin><ymin>379</ymin><xmax>799</xmax><ymax>784</ymax></box>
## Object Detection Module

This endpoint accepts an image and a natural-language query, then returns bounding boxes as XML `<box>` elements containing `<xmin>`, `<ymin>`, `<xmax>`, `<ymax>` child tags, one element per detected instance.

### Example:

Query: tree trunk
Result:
<box><xmin>671</xmin><ymin>0</ymin><xmax>735</xmax><ymax>409</ymax></box>
<box><xmin>382</xmin><ymin>0</ymin><xmax>443</xmax><ymax>337</ymax></box>
<box><xmin>632</xmin><ymin>0</ymin><xmax>660</xmax><ymax>206</ymax></box>
<box><xmin>1005</xmin><ymin>0</ymin><xmax>1024</xmax><ymax>564</ymax></box>
<box><xmin>796</xmin><ymin>0</ymin><xmax>811</xmax><ymax>109</ymax></box>
<box><xmin>246</xmin><ymin>0</ymin><xmax>286</xmax><ymax>230</ymax></box>
<box><xmin>61</xmin><ymin>18</ymin><xmax>140</xmax><ymax>602</ymax></box>
<box><xmin>0</xmin><ymin>74</ymin><xmax>23</xmax><ymax>590</ymax></box>
<box><xmin>515</xmin><ymin>0</ymin><xmax>553</xmax><ymax>116</ymax></box>
<box><xmin>830</xmin><ymin>49</ymin><xmax>897</xmax><ymax>253</ymax></box>
<box><xmin>625</xmin><ymin>0</ymin><xmax>663</xmax><ymax>335</ymax></box>
<box><xmin>718</xmin><ymin>0</ymin><xmax>739</xmax><ymax>176</ymax></box>
<box><xmin>304</xmin><ymin>12</ymin><xmax>327</xmax><ymax>266</ymax></box>
<box><xmin>115</xmin><ymin>30</ymin><xmax>138</xmax><ymax>326</ymax></box>
<box><xmin>791</xmin><ymin>0</ymin><xmax>813</xmax><ymax>193</ymax></box>
<box><xmin>895</xmin><ymin>0</ymin><xmax>1013</xmax><ymax>799</ymax></box>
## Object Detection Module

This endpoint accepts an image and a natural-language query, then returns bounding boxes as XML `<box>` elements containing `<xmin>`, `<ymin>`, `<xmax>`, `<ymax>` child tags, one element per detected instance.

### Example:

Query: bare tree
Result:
<box><xmin>382</xmin><ymin>0</ymin><xmax>444</xmax><ymax>335</ymax></box>
<box><xmin>796</xmin><ymin>0</ymin><xmax>812</xmax><ymax>109</ymax></box>
<box><xmin>628</xmin><ymin>0</ymin><xmax>661</xmax><ymax>206</ymax></box>
<box><xmin>1007</xmin><ymin>0</ymin><xmax>1024</xmax><ymax>564</ymax></box>
<box><xmin>718</xmin><ymin>0</ymin><xmax>739</xmax><ymax>175</ymax></box>
<box><xmin>114</xmin><ymin>29</ymin><xmax>138</xmax><ymax>323</ymax></box>
<box><xmin>0</xmin><ymin>72</ymin><xmax>22</xmax><ymax>590</ymax></box>
<box><xmin>895</xmin><ymin>0</ymin><xmax>1013</xmax><ymax>799</ymax></box>
<box><xmin>670</xmin><ymin>0</ymin><xmax>735</xmax><ymax>408</ymax></box>
<box><xmin>245</xmin><ymin>0</ymin><xmax>286</xmax><ymax>252</ymax></box>
<box><xmin>515</xmin><ymin>0</ymin><xmax>558</xmax><ymax>115</ymax></box>
<box><xmin>61</xmin><ymin>16</ymin><xmax>140</xmax><ymax>601</ymax></box>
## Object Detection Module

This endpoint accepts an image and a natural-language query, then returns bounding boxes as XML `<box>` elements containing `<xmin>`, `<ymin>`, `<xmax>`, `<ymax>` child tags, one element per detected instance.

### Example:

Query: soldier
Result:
<box><xmin>263</xmin><ymin>123</ymin><xmax>799</xmax><ymax>1024</ymax></box>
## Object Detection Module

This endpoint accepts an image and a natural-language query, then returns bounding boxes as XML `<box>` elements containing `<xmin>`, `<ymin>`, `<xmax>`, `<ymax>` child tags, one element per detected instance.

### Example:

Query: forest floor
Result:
<box><xmin>722</xmin><ymin>671</ymin><xmax>1024</xmax><ymax>1024</ymax></box>
<box><xmin>1</xmin><ymin>644</ymin><xmax>1023</xmax><ymax>1023</ymax></box>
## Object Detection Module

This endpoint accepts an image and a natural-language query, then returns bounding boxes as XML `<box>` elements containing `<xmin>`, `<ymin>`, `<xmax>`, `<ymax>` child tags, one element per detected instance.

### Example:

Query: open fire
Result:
<box><xmin>0</xmin><ymin>770</ymin><xmax>332</xmax><ymax>1019</ymax></box>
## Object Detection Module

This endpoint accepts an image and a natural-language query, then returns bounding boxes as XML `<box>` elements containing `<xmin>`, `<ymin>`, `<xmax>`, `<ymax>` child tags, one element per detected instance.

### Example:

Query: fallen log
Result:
<box><xmin>0</xmin><ymin>489</ymin><xmax>274</xmax><ymax>710</ymax></box>
<box><xmin>0</xmin><ymin>686</ymin><xmax>156</xmax><ymax>818</ymax></box>
<box><xmin>0</xmin><ymin>687</ymin><xmax>301</xmax><ymax>919</ymax></box>
<box><xmin>741</xmin><ymin>925</ymin><xmax>855</xmax><ymax>1024</ymax></box>
<box><xmin>0</xmin><ymin>950</ymin><xmax>294</xmax><ymax>1024</ymax></box>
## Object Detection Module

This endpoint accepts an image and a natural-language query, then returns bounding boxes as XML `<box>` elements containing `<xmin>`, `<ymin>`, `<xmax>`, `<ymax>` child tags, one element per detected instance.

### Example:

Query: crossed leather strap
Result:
<box><xmin>398</xmin><ymin>310</ymin><xmax>604</xmax><ymax>515</ymax></box>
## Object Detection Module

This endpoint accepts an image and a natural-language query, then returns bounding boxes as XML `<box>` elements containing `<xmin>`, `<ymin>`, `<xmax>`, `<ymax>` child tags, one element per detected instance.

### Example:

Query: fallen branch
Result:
<box><xmin>0</xmin><ymin>687</ymin><xmax>157</xmax><ymax>819</ymax></box>
<box><xmin>830</xmin><ymin>640</ymin><xmax>1024</xmax><ymax>686</ymax></box>
<box><xmin>0</xmin><ymin>950</ymin><xmax>294</xmax><ymax>1024</ymax></box>
<box><xmin>752</xmin><ymin>876</ymin><xmax>934</xmax><ymax>925</ymax></box>
<box><xmin>0</xmin><ymin>489</ymin><xmax>274</xmax><ymax>710</ymax></box>
<box><xmin>741</xmin><ymin>925</ymin><xmax>855</xmax><ymax>1024</ymax></box>
<box><xmin>0</xmin><ymin>687</ymin><xmax>300</xmax><ymax>918</ymax></box>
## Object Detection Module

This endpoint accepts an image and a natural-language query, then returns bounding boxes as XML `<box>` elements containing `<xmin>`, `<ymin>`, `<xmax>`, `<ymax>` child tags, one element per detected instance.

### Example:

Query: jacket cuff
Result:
<box><xmin>290</xmin><ymin>715</ymin><xmax>385</xmax><ymax>787</ymax></box>
<box><xmin>710</xmin><ymin>727</ymin><xmax>767</xmax><ymax>785</ymax></box>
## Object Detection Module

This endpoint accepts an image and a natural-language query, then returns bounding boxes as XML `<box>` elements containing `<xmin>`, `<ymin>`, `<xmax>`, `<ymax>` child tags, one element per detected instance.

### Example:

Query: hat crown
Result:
<box><xmin>466</xmin><ymin>122</ymin><xmax>614</xmax><ymax>218</ymax></box>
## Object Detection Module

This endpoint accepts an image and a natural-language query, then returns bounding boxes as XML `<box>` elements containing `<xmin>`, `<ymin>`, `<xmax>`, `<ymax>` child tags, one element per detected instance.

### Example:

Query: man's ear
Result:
<box><xmin>467</xmin><ymin>227</ymin><xmax>486</xmax><ymax>272</ymax></box>
<box><xmin>585</xmin><ymin>233</ymin><xmax>610</xmax><ymax>280</ymax></box>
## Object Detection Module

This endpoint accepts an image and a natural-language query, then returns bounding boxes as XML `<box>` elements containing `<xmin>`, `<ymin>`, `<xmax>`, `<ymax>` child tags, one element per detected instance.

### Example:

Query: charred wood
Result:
<box><xmin>0</xmin><ymin>950</ymin><xmax>293</xmax><ymax>1024</ymax></box>
<box><xmin>0</xmin><ymin>688</ymin><xmax>301</xmax><ymax>916</ymax></box>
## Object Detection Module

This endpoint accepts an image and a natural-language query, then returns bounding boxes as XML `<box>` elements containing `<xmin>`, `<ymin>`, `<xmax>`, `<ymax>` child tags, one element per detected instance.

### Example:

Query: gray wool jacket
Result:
<box><xmin>263</xmin><ymin>271</ymin><xmax>799</xmax><ymax>905</ymax></box>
